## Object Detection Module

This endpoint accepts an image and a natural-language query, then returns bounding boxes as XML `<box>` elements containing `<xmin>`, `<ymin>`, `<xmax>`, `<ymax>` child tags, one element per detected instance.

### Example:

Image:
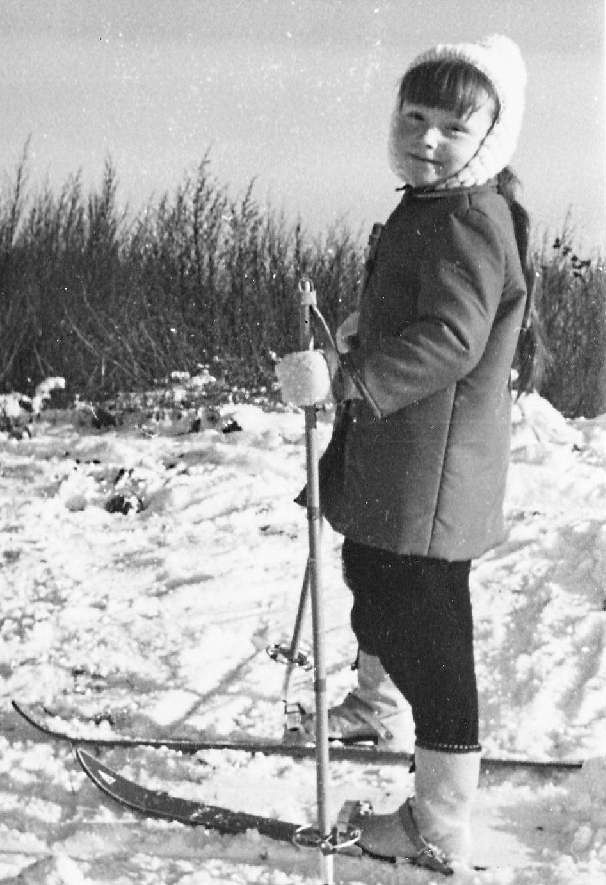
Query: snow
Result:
<box><xmin>1</xmin><ymin>389</ymin><xmax>606</xmax><ymax>883</ymax></box>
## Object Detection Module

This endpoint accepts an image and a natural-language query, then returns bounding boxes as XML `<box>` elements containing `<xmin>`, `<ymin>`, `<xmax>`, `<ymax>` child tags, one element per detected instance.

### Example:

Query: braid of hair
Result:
<box><xmin>496</xmin><ymin>167</ymin><xmax>542</xmax><ymax>394</ymax></box>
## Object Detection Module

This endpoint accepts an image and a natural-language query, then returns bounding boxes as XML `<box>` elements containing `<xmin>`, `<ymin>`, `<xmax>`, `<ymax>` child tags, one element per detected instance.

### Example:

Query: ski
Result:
<box><xmin>12</xmin><ymin>699</ymin><xmax>414</xmax><ymax>764</ymax></box>
<box><xmin>76</xmin><ymin>747</ymin><xmax>319</xmax><ymax>842</ymax></box>
<box><xmin>13</xmin><ymin>699</ymin><xmax>584</xmax><ymax>773</ymax></box>
<box><xmin>74</xmin><ymin>748</ymin><xmax>471</xmax><ymax>873</ymax></box>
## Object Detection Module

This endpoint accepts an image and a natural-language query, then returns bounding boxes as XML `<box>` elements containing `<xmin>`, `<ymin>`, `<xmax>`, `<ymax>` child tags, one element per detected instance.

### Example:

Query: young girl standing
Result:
<box><xmin>278</xmin><ymin>34</ymin><xmax>530</xmax><ymax>873</ymax></box>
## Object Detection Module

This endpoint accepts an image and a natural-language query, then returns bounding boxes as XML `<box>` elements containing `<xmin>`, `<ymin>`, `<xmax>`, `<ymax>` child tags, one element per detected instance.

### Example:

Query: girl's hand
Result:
<box><xmin>321</xmin><ymin>347</ymin><xmax>361</xmax><ymax>403</ymax></box>
<box><xmin>336</xmin><ymin>311</ymin><xmax>360</xmax><ymax>354</ymax></box>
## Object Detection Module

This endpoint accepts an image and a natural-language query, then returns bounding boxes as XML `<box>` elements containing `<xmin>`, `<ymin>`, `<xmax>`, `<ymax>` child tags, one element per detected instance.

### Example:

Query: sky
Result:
<box><xmin>0</xmin><ymin>0</ymin><xmax>604</xmax><ymax>247</ymax></box>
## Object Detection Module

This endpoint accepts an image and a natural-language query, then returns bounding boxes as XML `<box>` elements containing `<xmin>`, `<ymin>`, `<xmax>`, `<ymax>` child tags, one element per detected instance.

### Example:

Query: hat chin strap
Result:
<box><xmin>389</xmin><ymin>111</ymin><xmax>508</xmax><ymax>192</ymax></box>
<box><xmin>432</xmin><ymin>153</ymin><xmax>492</xmax><ymax>191</ymax></box>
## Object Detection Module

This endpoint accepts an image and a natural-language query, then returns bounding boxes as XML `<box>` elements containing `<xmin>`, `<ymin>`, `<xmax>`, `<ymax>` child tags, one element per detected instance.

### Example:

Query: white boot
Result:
<box><xmin>412</xmin><ymin>745</ymin><xmax>481</xmax><ymax>863</ymax></box>
<box><xmin>357</xmin><ymin>746</ymin><xmax>481</xmax><ymax>873</ymax></box>
<box><xmin>291</xmin><ymin>651</ymin><xmax>411</xmax><ymax>749</ymax></box>
<box><xmin>355</xmin><ymin>650</ymin><xmax>404</xmax><ymax>720</ymax></box>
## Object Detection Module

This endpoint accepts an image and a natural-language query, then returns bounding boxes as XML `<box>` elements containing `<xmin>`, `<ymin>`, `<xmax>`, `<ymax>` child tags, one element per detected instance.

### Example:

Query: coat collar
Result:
<box><xmin>397</xmin><ymin>179</ymin><xmax>498</xmax><ymax>201</ymax></box>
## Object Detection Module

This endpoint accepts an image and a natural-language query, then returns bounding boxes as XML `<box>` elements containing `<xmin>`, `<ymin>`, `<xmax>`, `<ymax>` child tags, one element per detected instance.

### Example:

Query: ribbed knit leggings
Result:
<box><xmin>342</xmin><ymin>538</ymin><xmax>480</xmax><ymax>752</ymax></box>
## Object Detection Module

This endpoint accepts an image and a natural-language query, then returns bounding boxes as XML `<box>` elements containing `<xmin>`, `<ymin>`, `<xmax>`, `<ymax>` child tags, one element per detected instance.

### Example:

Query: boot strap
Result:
<box><xmin>399</xmin><ymin>799</ymin><xmax>454</xmax><ymax>876</ymax></box>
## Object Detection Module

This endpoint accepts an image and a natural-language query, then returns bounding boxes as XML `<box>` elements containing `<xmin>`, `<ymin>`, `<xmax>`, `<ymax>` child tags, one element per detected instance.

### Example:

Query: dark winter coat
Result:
<box><xmin>323</xmin><ymin>182</ymin><xmax>527</xmax><ymax>561</ymax></box>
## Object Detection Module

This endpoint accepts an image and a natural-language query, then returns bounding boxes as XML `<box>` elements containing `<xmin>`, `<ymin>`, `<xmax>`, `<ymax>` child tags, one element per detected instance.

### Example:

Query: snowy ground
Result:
<box><xmin>1</xmin><ymin>383</ymin><xmax>606</xmax><ymax>884</ymax></box>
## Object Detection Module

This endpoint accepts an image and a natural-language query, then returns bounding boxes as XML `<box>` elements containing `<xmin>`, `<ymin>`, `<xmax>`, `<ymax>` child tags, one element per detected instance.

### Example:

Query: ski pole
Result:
<box><xmin>298</xmin><ymin>277</ymin><xmax>334</xmax><ymax>885</ymax></box>
<box><xmin>309</xmin><ymin>301</ymin><xmax>381</xmax><ymax>419</ymax></box>
<box><xmin>280</xmin><ymin>557</ymin><xmax>310</xmax><ymax>711</ymax></box>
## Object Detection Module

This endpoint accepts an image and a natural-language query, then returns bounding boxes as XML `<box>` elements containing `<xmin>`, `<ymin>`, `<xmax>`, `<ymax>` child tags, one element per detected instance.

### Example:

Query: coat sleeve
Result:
<box><xmin>344</xmin><ymin>207</ymin><xmax>507</xmax><ymax>418</ymax></box>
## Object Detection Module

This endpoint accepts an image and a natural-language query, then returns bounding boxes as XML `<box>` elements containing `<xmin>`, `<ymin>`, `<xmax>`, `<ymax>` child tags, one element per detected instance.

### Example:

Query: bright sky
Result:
<box><xmin>1</xmin><ymin>0</ymin><xmax>604</xmax><ymax>246</ymax></box>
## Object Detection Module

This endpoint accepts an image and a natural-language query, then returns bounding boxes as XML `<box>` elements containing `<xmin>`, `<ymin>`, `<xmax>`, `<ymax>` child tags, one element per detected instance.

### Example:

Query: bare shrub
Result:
<box><xmin>0</xmin><ymin>151</ymin><xmax>604</xmax><ymax>417</ymax></box>
<box><xmin>533</xmin><ymin>224</ymin><xmax>606</xmax><ymax>417</ymax></box>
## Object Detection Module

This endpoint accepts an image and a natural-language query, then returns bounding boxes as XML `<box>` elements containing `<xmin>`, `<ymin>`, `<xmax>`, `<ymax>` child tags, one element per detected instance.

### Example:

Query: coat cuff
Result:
<box><xmin>340</xmin><ymin>351</ymin><xmax>383</xmax><ymax>418</ymax></box>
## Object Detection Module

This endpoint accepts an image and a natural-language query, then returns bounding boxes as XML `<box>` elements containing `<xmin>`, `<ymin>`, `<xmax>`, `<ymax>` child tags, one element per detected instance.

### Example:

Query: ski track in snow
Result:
<box><xmin>1</xmin><ymin>393</ymin><xmax>606</xmax><ymax>883</ymax></box>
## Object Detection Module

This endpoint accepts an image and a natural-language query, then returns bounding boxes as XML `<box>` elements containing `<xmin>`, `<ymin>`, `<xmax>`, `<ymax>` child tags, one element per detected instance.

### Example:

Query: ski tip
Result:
<box><xmin>11</xmin><ymin>699</ymin><xmax>44</xmax><ymax>729</ymax></box>
<box><xmin>74</xmin><ymin>747</ymin><xmax>101</xmax><ymax>781</ymax></box>
<box><xmin>75</xmin><ymin>747</ymin><xmax>95</xmax><ymax>769</ymax></box>
<box><xmin>11</xmin><ymin>698</ymin><xmax>52</xmax><ymax>722</ymax></box>
<box><xmin>75</xmin><ymin>748</ymin><xmax>119</xmax><ymax>795</ymax></box>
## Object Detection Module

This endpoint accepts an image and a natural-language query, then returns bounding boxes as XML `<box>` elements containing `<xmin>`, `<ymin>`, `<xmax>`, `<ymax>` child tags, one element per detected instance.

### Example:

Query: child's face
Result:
<box><xmin>397</xmin><ymin>100</ymin><xmax>495</xmax><ymax>187</ymax></box>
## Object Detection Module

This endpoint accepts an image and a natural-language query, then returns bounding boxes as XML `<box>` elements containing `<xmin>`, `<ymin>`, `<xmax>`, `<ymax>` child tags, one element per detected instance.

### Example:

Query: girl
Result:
<box><xmin>277</xmin><ymin>34</ymin><xmax>530</xmax><ymax>873</ymax></box>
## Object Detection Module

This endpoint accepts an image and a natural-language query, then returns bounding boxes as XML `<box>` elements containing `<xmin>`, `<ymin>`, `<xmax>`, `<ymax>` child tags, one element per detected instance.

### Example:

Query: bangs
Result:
<box><xmin>399</xmin><ymin>60</ymin><xmax>499</xmax><ymax>120</ymax></box>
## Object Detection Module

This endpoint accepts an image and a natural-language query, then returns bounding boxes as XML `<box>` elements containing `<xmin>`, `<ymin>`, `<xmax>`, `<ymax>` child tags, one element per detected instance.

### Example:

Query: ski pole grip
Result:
<box><xmin>298</xmin><ymin>277</ymin><xmax>317</xmax><ymax>350</ymax></box>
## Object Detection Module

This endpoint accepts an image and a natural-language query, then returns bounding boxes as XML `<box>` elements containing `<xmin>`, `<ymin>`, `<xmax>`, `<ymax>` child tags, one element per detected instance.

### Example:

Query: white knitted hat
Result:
<box><xmin>389</xmin><ymin>34</ymin><xmax>527</xmax><ymax>188</ymax></box>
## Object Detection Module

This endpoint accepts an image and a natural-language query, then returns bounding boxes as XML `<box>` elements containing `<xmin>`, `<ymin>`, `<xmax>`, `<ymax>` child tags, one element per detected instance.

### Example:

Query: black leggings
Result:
<box><xmin>343</xmin><ymin>538</ymin><xmax>479</xmax><ymax>752</ymax></box>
